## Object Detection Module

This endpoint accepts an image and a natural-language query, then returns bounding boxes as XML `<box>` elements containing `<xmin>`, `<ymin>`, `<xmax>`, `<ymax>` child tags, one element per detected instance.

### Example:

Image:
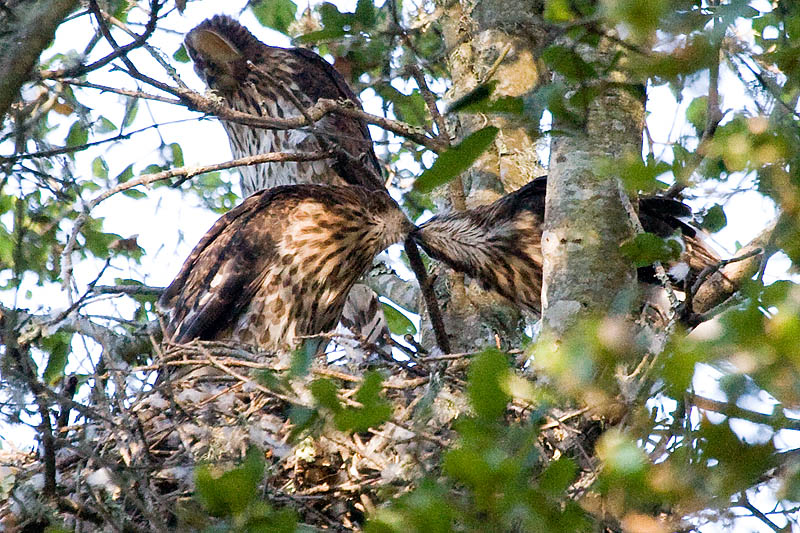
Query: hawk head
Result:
<box><xmin>184</xmin><ymin>15</ymin><xmax>256</xmax><ymax>92</ymax></box>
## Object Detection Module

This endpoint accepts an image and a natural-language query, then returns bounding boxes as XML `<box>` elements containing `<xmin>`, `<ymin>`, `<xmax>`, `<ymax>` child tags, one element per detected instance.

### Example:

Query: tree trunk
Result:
<box><xmin>542</xmin><ymin>37</ymin><xmax>645</xmax><ymax>338</ymax></box>
<box><xmin>0</xmin><ymin>0</ymin><xmax>79</xmax><ymax>123</ymax></box>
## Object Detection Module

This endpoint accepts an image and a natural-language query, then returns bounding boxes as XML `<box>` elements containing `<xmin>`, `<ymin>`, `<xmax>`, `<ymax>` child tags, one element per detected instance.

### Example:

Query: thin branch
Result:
<box><xmin>688</xmin><ymin>392</ymin><xmax>800</xmax><ymax>431</ymax></box>
<box><xmin>0</xmin><ymin>116</ymin><xmax>197</xmax><ymax>163</ymax></box>
<box><xmin>62</xmin><ymin>79</ymin><xmax>182</xmax><ymax>105</ymax></box>
<box><xmin>737</xmin><ymin>493</ymin><xmax>783</xmax><ymax>532</ymax></box>
<box><xmin>59</xmin><ymin>150</ymin><xmax>331</xmax><ymax>291</ymax></box>
<box><xmin>405</xmin><ymin>237</ymin><xmax>450</xmax><ymax>354</ymax></box>
<box><xmin>91</xmin><ymin>284</ymin><xmax>164</xmax><ymax>297</ymax></box>
<box><xmin>39</xmin><ymin>0</ymin><xmax>160</xmax><ymax>81</ymax></box>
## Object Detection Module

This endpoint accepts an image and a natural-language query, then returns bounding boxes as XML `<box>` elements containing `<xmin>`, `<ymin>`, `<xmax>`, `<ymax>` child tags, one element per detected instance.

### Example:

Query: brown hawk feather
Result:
<box><xmin>157</xmin><ymin>185</ymin><xmax>412</xmax><ymax>352</ymax></box>
<box><xmin>413</xmin><ymin>176</ymin><xmax>720</xmax><ymax>316</ymax></box>
<box><xmin>184</xmin><ymin>15</ymin><xmax>384</xmax><ymax>196</ymax></box>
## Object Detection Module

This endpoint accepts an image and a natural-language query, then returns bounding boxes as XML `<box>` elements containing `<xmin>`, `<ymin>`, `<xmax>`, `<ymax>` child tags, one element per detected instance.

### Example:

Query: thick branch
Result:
<box><xmin>688</xmin><ymin>392</ymin><xmax>800</xmax><ymax>431</ymax></box>
<box><xmin>692</xmin><ymin>220</ymin><xmax>777</xmax><ymax>315</ymax></box>
<box><xmin>542</xmin><ymin>37</ymin><xmax>644</xmax><ymax>336</ymax></box>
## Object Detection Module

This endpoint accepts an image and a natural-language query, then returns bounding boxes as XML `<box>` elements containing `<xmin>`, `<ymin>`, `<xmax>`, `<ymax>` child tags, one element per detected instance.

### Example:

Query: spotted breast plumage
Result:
<box><xmin>413</xmin><ymin>176</ymin><xmax>720</xmax><ymax>316</ymax></box>
<box><xmin>157</xmin><ymin>185</ymin><xmax>412</xmax><ymax>352</ymax></box>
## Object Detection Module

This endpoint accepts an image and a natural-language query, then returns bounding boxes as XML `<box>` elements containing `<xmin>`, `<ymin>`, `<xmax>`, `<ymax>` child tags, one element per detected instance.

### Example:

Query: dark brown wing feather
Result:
<box><xmin>287</xmin><ymin>46</ymin><xmax>383</xmax><ymax>182</ymax></box>
<box><xmin>158</xmin><ymin>188</ymin><xmax>279</xmax><ymax>343</ymax></box>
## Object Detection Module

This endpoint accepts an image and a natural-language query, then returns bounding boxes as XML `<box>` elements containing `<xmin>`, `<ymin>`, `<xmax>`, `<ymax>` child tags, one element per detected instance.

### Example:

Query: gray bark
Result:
<box><xmin>0</xmin><ymin>0</ymin><xmax>79</xmax><ymax>123</ymax></box>
<box><xmin>542</xmin><ymin>38</ymin><xmax>645</xmax><ymax>338</ymax></box>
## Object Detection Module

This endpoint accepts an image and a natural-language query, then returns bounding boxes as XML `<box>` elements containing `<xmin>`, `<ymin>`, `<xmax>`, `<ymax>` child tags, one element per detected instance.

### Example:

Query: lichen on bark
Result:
<box><xmin>541</xmin><ymin>36</ymin><xmax>646</xmax><ymax>338</ymax></box>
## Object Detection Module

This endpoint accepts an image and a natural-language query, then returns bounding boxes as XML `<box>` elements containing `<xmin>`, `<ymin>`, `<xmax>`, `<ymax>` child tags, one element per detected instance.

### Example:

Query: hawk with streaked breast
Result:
<box><xmin>184</xmin><ymin>14</ymin><xmax>383</xmax><ymax>196</ymax></box>
<box><xmin>413</xmin><ymin>176</ymin><xmax>720</xmax><ymax>315</ymax></box>
<box><xmin>158</xmin><ymin>185</ymin><xmax>412</xmax><ymax>353</ymax></box>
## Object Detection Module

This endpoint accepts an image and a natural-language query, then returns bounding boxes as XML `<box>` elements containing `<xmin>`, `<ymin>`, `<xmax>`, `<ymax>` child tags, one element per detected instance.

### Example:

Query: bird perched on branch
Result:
<box><xmin>184</xmin><ymin>14</ymin><xmax>384</xmax><ymax>195</ymax></box>
<box><xmin>157</xmin><ymin>185</ymin><xmax>412</xmax><ymax>353</ymax></box>
<box><xmin>183</xmin><ymin>15</ymin><xmax>404</xmax><ymax>352</ymax></box>
<box><xmin>413</xmin><ymin>176</ymin><xmax>719</xmax><ymax>316</ymax></box>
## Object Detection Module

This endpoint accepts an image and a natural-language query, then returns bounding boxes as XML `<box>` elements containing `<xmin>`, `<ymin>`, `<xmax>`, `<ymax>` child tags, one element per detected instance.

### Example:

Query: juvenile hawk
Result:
<box><xmin>413</xmin><ymin>176</ymin><xmax>719</xmax><ymax>315</ymax></box>
<box><xmin>184</xmin><ymin>15</ymin><xmax>394</xmax><ymax>351</ymax></box>
<box><xmin>158</xmin><ymin>185</ymin><xmax>412</xmax><ymax>353</ymax></box>
<box><xmin>184</xmin><ymin>14</ymin><xmax>383</xmax><ymax>196</ymax></box>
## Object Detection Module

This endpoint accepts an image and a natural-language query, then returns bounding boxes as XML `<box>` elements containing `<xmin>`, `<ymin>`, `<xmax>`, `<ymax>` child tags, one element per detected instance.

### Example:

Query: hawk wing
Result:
<box><xmin>158</xmin><ymin>185</ymin><xmax>413</xmax><ymax>349</ymax></box>
<box><xmin>158</xmin><ymin>188</ymin><xmax>281</xmax><ymax>343</ymax></box>
<box><xmin>286</xmin><ymin>45</ymin><xmax>383</xmax><ymax>184</ymax></box>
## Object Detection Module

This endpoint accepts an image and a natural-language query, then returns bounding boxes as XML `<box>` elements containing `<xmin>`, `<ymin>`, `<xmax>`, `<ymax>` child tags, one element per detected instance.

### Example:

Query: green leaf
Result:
<box><xmin>686</xmin><ymin>96</ymin><xmax>708</xmax><ymax>135</ymax></box>
<box><xmin>122</xmin><ymin>97</ymin><xmax>139</xmax><ymax>129</ymax></box>
<box><xmin>376</xmin><ymin>85</ymin><xmax>429</xmax><ymax>127</ymax></box>
<box><xmin>414</xmin><ymin>126</ymin><xmax>499</xmax><ymax>193</ymax></box>
<box><xmin>355</xmin><ymin>0</ymin><xmax>376</xmax><ymax>26</ymax></box>
<box><xmin>65</xmin><ymin>121</ymin><xmax>88</xmax><ymax>149</ymax></box>
<box><xmin>700</xmin><ymin>204</ymin><xmax>727</xmax><ymax>233</ymax></box>
<box><xmin>544</xmin><ymin>0</ymin><xmax>577</xmax><ymax>22</ymax></box>
<box><xmin>92</xmin><ymin>156</ymin><xmax>108</xmax><ymax>180</ymax></box>
<box><xmin>115</xmin><ymin>164</ymin><xmax>134</xmax><ymax>184</ymax></box>
<box><xmin>382</xmin><ymin>302</ymin><xmax>416</xmax><ymax>335</ymax></box>
<box><xmin>310</xmin><ymin>378</ymin><xmax>341</xmax><ymax>412</ymax></box>
<box><xmin>41</xmin><ymin>332</ymin><xmax>73</xmax><ymax>385</ymax></box>
<box><xmin>81</xmin><ymin>221</ymin><xmax>122</xmax><ymax>258</ymax></box>
<box><xmin>122</xmin><ymin>189</ymin><xmax>147</xmax><ymax>199</ymax></box>
<box><xmin>141</xmin><ymin>164</ymin><xmax>163</xmax><ymax>175</ymax></box>
<box><xmin>447</xmin><ymin>81</ymin><xmax>524</xmax><ymax>115</ymax></box>
<box><xmin>541</xmin><ymin>45</ymin><xmax>596</xmax><ymax>83</ymax></box>
<box><xmin>95</xmin><ymin>116</ymin><xmax>117</xmax><ymax>134</ymax></box>
<box><xmin>289</xmin><ymin>343</ymin><xmax>314</xmax><ymax>378</ymax></box>
<box><xmin>334</xmin><ymin>372</ymin><xmax>392</xmax><ymax>432</ymax></box>
<box><xmin>195</xmin><ymin>447</ymin><xmax>265</xmax><ymax>518</ymax></box>
<box><xmin>608</xmin><ymin>152</ymin><xmax>672</xmax><ymax>194</ymax></box>
<box><xmin>172</xmin><ymin>44</ymin><xmax>190</xmax><ymax>63</ymax></box>
<box><xmin>447</xmin><ymin>82</ymin><xmax>495</xmax><ymax>113</ymax></box>
<box><xmin>296</xmin><ymin>2</ymin><xmax>350</xmax><ymax>43</ymax></box>
<box><xmin>467</xmin><ymin>348</ymin><xmax>510</xmax><ymax>420</ymax></box>
<box><xmin>169</xmin><ymin>142</ymin><xmax>184</xmax><ymax>167</ymax></box>
<box><xmin>539</xmin><ymin>457</ymin><xmax>578</xmax><ymax>497</ymax></box>
<box><xmin>528</xmin><ymin>82</ymin><xmax>585</xmax><ymax>129</ymax></box>
<box><xmin>250</xmin><ymin>0</ymin><xmax>298</xmax><ymax>34</ymax></box>
<box><xmin>619</xmin><ymin>232</ymin><xmax>682</xmax><ymax>268</ymax></box>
